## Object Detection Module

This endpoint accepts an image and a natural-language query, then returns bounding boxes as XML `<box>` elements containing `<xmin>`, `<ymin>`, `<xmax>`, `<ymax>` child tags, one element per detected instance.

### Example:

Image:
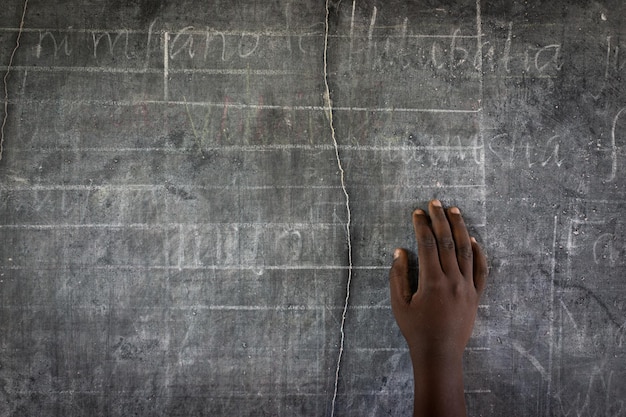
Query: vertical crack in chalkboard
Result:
<box><xmin>475</xmin><ymin>0</ymin><xmax>487</xmax><ymax>225</ymax></box>
<box><xmin>0</xmin><ymin>0</ymin><xmax>28</xmax><ymax>161</ymax></box>
<box><xmin>324</xmin><ymin>1</ymin><xmax>354</xmax><ymax>416</ymax></box>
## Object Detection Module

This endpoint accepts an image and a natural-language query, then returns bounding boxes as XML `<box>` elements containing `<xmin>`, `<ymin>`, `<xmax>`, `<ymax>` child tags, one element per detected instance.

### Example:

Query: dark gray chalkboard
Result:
<box><xmin>1</xmin><ymin>0</ymin><xmax>625</xmax><ymax>416</ymax></box>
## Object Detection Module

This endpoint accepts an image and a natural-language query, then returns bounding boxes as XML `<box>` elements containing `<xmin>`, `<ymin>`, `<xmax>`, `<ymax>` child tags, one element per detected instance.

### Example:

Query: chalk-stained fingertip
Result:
<box><xmin>391</xmin><ymin>248</ymin><xmax>407</xmax><ymax>268</ymax></box>
<box><xmin>413</xmin><ymin>208</ymin><xmax>426</xmax><ymax>217</ymax></box>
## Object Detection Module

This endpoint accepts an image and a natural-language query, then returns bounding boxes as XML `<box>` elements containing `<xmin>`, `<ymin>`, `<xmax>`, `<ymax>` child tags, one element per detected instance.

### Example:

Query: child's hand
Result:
<box><xmin>389</xmin><ymin>199</ymin><xmax>488</xmax><ymax>416</ymax></box>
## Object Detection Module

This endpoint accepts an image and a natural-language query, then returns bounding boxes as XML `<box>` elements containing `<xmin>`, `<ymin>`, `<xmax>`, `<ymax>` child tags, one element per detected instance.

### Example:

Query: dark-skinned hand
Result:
<box><xmin>389</xmin><ymin>199</ymin><xmax>488</xmax><ymax>417</ymax></box>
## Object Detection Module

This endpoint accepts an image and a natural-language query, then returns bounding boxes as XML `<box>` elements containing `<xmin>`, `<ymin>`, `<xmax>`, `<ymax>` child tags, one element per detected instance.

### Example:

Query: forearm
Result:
<box><xmin>411</xmin><ymin>353</ymin><xmax>467</xmax><ymax>417</ymax></box>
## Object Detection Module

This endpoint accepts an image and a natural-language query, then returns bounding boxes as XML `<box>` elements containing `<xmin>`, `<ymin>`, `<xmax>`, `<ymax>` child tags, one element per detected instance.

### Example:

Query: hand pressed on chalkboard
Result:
<box><xmin>389</xmin><ymin>199</ymin><xmax>488</xmax><ymax>417</ymax></box>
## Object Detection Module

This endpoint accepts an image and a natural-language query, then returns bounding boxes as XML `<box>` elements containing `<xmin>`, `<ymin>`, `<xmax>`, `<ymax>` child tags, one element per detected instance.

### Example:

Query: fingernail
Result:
<box><xmin>470</xmin><ymin>237</ymin><xmax>477</xmax><ymax>243</ymax></box>
<box><xmin>431</xmin><ymin>199</ymin><xmax>442</xmax><ymax>207</ymax></box>
<box><xmin>413</xmin><ymin>208</ymin><xmax>425</xmax><ymax>216</ymax></box>
<box><xmin>393</xmin><ymin>249</ymin><xmax>401</xmax><ymax>259</ymax></box>
<box><xmin>450</xmin><ymin>207</ymin><xmax>460</xmax><ymax>215</ymax></box>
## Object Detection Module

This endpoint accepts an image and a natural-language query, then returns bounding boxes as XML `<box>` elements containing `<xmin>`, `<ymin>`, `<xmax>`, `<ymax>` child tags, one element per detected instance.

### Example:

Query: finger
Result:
<box><xmin>447</xmin><ymin>206</ymin><xmax>473</xmax><ymax>278</ymax></box>
<box><xmin>471</xmin><ymin>237</ymin><xmax>488</xmax><ymax>294</ymax></box>
<box><xmin>389</xmin><ymin>248</ymin><xmax>413</xmax><ymax>308</ymax></box>
<box><xmin>413</xmin><ymin>208</ymin><xmax>441</xmax><ymax>277</ymax></box>
<box><xmin>428</xmin><ymin>199</ymin><xmax>459</xmax><ymax>275</ymax></box>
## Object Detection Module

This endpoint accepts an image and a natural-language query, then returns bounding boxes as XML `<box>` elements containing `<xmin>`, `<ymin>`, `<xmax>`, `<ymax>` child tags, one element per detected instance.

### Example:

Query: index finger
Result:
<box><xmin>428</xmin><ymin>199</ymin><xmax>459</xmax><ymax>275</ymax></box>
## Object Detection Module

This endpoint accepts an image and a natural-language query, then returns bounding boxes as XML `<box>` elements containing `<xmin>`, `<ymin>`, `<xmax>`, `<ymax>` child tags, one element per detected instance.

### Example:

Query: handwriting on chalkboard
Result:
<box><xmin>28</xmin><ymin>21</ymin><xmax>570</xmax><ymax>78</ymax></box>
<box><xmin>488</xmin><ymin>133</ymin><xmax>563</xmax><ymax>168</ymax></box>
<box><xmin>593</xmin><ymin>232</ymin><xmax>621</xmax><ymax>265</ymax></box>
<box><xmin>35</xmin><ymin>31</ymin><xmax>72</xmax><ymax>59</ymax></box>
<box><xmin>32</xmin><ymin>23</ymin><xmax>320</xmax><ymax>66</ymax></box>
<box><xmin>92</xmin><ymin>30</ymin><xmax>132</xmax><ymax>59</ymax></box>
<box><xmin>567</xmin><ymin>213</ymin><xmax>624</xmax><ymax>267</ymax></box>
<box><xmin>488</xmin><ymin>105</ymin><xmax>625</xmax><ymax>175</ymax></box>
<box><xmin>363</xmin><ymin>24</ymin><xmax>561</xmax><ymax>76</ymax></box>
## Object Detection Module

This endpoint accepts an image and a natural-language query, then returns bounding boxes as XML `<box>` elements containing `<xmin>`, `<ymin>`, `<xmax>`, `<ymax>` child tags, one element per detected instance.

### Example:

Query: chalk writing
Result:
<box><xmin>182</xmin><ymin>95</ymin><xmax>319</xmax><ymax>146</ymax></box>
<box><xmin>481</xmin><ymin>23</ymin><xmax>562</xmax><ymax>75</ymax></box>
<box><xmin>238</xmin><ymin>33</ymin><xmax>260</xmax><ymax>58</ymax></box>
<box><xmin>406</xmin><ymin>134</ymin><xmax>482</xmax><ymax>165</ymax></box>
<box><xmin>526</xmin><ymin>135</ymin><xmax>563</xmax><ymax>168</ymax></box>
<box><xmin>92</xmin><ymin>30</ymin><xmax>131</xmax><ymax>58</ymax></box>
<box><xmin>488</xmin><ymin>133</ymin><xmax>564</xmax><ymax>168</ymax></box>
<box><xmin>567</xmin><ymin>215</ymin><xmax>624</xmax><ymax>267</ymax></box>
<box><xmin>36</xmin><ymin>31</ymin><xmax>72</xmax><ymax>59</ymax></box>
<box><xmin>26</xmin><ymin>25</ymin><xmax>321</xmax><ymax>69</ymax></box>
<box><xmin>23</xmin><ymin>20</ymin><xmax>571</xmax><ymax>79</ymax></box>
<box><xmin>4</xmin><ymin>2</ymin><xmax>626</xmax><ymax>417</ymax></box>
<box><xmin>608</xmin><ymin>107</ymin><xmax>625</xmax><ymax>182</ymax></box>
<box><xmin>589</xmin><ymin>35</ymin><xmax>625</xmax><ymax>99</ymax></box>
<box><xmin>347</xmin><ymin>21</ymin><xmax>562</xmax><ymax>76</ymax></box>
<box><xmin>169</xmin><ymin>26</ymin><xmax>196</xmax><ymax>59</ymax></box>
<box><xmin>593</xmin><ymin>233</ymin><xmax>620</xmax><ymax>265</ymax></box>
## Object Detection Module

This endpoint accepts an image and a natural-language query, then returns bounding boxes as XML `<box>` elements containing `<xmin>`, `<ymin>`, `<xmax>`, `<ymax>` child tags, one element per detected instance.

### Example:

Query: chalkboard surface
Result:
<box><xmin>1</xmin><ymin>0</ymin><xmax>625</xmax><ymax>416</ymax></box>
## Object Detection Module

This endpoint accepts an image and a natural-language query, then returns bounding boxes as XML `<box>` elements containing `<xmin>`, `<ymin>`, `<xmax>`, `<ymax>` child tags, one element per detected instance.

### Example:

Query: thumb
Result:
<box><xmin>389</xmin><ymin>248</ymin><xmax>413</xmax><ymax>308</ymax></box>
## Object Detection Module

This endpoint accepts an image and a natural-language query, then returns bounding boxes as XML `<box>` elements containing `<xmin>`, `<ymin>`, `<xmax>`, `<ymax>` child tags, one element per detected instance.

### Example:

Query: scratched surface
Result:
<box><xmin>0</xmin><ymin>0</ymin><xmax>625</xmax><ymax>416</ymax></box>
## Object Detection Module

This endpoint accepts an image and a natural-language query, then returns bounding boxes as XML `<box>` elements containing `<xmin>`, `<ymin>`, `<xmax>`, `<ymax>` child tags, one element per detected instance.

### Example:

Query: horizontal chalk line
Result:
<box><xmin>1</xmin><ymin>65</ymin><xmax>303</xmax><ymax>76</ymax></box>
<box><xmin>0</xmin><ymin>222</ymin><xmax>345</xmax><ymax>229</ymax></box>
<box><xmin>0</xmin><ymin>303</ymin><xmax>489</xmax><ymax>311</ymax></box>
<box><xmin>0</xmin><ymin>221</ymin><xmax>487</xmax><ymax>230</ymax></box>
<box><xmin>0</xmin><ymin>26</ymin><xmax>477</xmax><ymax>39</ymax></box>
<box><xmin>6</xmin><ymin>98</ymin><xmax>481</xmax><ymax>113</ymax></box>
<box><xmin>157</xmin><ymin>101</ymin><xmax>481</xmax><ymax>114</ymax></box>
<box><xmin>498</xmin><ymin>75</ymin><xmax>558</xmax><ymax>79</ymax></box>
<box><xmin>5</xmin><ymin>144</ymin><xmax>484</xmax><ymax>152</ymax></box>
<box><xmin>0</xmin><ymin>27</ymin><xmax>323</xmax><ymax>36</ymax></box>
<box><xmin>568</xmin><ymin>220</ymin><xmax>611</xmax><ymax>225</ymax></box>
<box><xmin>2</xmin><ymin>183</ymin><xmax>345</xmax><ymax>190</ymax></box>
<box><xmin>0</xmin><ymin>304</ymin><xmax>385</xmax><ymax>311</ymax></box>
<box><xmin>348</xmin><ymin>346</ymin><xmax>490</xmax><ymax>352</ymax></box>
<box><xmin>3</xmin><ymin>389</ymin><xmax>490</xmax><ymax>396</ymax></box>
<box><xmin>0</xmin><ymin>264</ymin><xmax>395</xmax><ymax>271</ymax></box>
<box><xmin>1</xmin><ymin>184</ymin><xmax>485</xmax><ymax>191</ymax></box>
<box><xmin>570</xmin><ymin>198</ymin><xmax>626</xmax><ymax>204</ymax></box>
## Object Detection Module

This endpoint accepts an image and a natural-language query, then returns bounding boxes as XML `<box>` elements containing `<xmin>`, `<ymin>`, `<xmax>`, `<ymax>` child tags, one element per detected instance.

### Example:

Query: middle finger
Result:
<box><xmin>428</xmin><ymin>199</ymin><xmax>460</xmax><ymax>275</ymax></box>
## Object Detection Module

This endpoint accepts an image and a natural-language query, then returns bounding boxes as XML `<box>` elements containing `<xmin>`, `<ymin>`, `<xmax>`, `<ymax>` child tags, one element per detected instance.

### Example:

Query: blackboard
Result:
<box><xmin>1</xmin><ymin>0</ymin><xmax>625</xmax><ymax>416</ymax></box>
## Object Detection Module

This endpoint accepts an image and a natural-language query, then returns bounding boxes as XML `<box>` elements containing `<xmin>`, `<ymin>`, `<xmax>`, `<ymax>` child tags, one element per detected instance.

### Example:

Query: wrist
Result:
<box><xmin>409</xmin><ymin>345</ymin><xmax>464</xmax><ymax>369</ymax></box>
<box><xmin>410</xmin><ymin>351</ymin><xmax>464</xmax><ymax>380</ymax></box>
<box><xmin>410</xmin><ymin>351</ymin><xmax>467</xmax><ymax>417</ymax></box>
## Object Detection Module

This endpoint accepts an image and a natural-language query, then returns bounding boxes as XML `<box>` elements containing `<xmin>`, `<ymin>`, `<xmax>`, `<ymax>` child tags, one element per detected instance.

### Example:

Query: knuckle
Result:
<box><xmin>451</xmin><ymin>281</ymin><xmax>463</xmax><ymax>296</ymax></box>
<box><xmin>451</xmin><ymin>281</ymin><xmax>476</xmax><ymax>300</ymax></box>
<box><xmin>438</xmin><ymin>236</ymin><xmax>455</xmax><ymax>251</ymax></box>
<box><xmin>418</xmin><ymin>234</ymin><xmax>437</xmax><ymax>249</ymax></box>
<box><xmin>456</xmin><ymin>244</ymin><xmax>473</xmax><ymax>261</ymax></box>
